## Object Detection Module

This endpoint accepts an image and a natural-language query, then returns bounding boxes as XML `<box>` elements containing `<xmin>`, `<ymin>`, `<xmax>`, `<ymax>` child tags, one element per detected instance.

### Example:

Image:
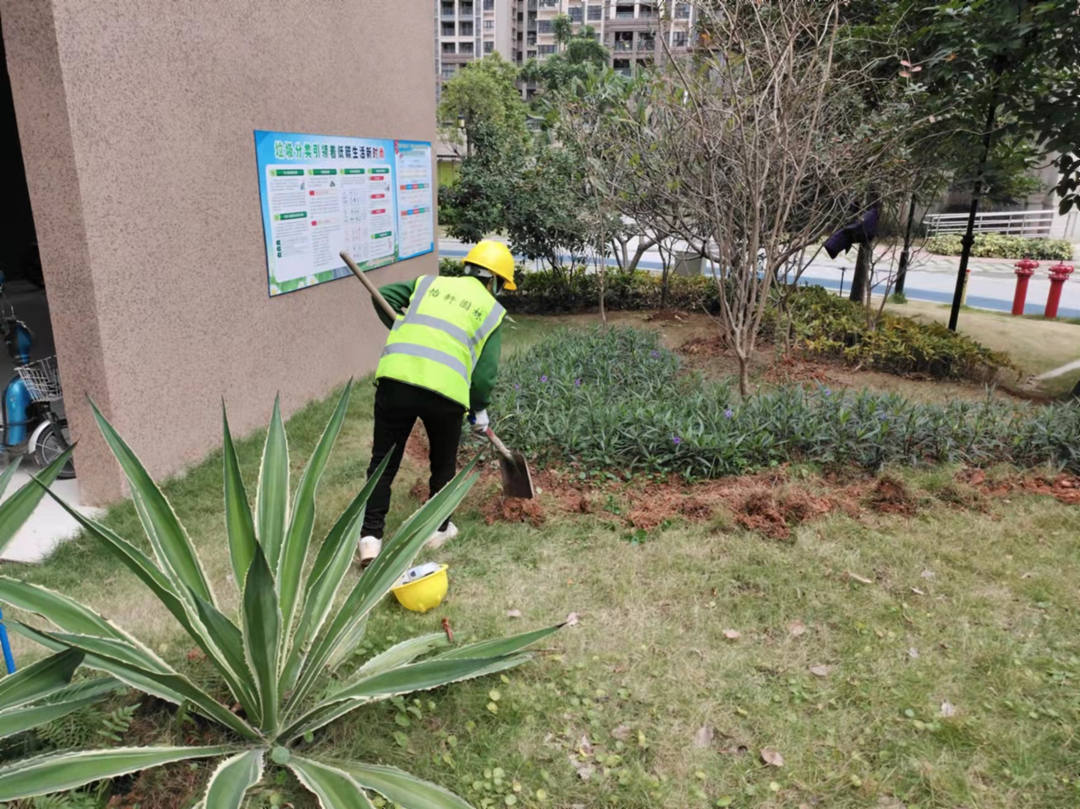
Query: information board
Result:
<box><xmin>254</xmin><ymin>129</ymin><xmax>434</xmax><ymax>296</ymax></box>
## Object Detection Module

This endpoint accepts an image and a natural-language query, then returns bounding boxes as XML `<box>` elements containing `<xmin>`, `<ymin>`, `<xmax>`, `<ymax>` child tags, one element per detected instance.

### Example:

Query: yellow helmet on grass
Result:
<box><xmin>392</xmin><ymin>563</ymin><xmax>449</xmax><ymax>613</ymax></box>
<box><xmin>463</xmin><ymin>240</ymin><xmax>516</xmax><ymax>291</ymax></box>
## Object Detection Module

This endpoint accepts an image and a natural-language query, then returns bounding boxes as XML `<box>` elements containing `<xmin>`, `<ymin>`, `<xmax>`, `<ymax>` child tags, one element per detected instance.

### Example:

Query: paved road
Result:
<box><xmin>440</xmin><ymin>236</ymin><xmax>1080</xmax><ymax>319</ymax></box>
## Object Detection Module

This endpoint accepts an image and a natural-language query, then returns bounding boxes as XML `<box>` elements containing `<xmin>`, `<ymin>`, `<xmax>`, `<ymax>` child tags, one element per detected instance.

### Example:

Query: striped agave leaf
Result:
<box><xmin>0</xmin><ymin>391</ymin><xmax>561</xmax><ymax>807</ymax></box>
<box><xmin>0</xmin><ymin>449</ymin><xmax>75</xmax><ymax>555</ymax></box>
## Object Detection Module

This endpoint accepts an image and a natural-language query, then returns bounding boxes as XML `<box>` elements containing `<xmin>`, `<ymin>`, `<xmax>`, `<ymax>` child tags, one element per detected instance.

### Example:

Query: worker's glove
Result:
<box><xmin>468</xmin><ymin>409</ymin><xmax>490</xmax><ymax>434</ymax></box>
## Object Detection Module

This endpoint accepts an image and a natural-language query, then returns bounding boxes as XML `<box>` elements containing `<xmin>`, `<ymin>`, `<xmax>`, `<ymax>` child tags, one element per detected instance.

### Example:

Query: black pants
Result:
<box><xmin>361</xmin><ymin>379</ymin><xmax>465</xmax><ymax>539</ymax></box>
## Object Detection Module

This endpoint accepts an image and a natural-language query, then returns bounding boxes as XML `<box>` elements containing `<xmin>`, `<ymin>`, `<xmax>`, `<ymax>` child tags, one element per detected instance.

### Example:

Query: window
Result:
<box><xmin>484</xmin><ymin>19</ymin><xmax>494</xmax><ymax>30</ymax></box>
<box><xmin>441</xmin><ymin>65</ymin><xmax>457</xmax><ymax>79</ymax></box>
<box><xmin>442</xmin><ymin>42</ymin><xmax>456</xmax><ymax>53</ymax></box>
<box><xmin>639</xmin><ymin>34</ymin><xmax>655</xmax><ymax>50</ymax></box>
<box><xmin>459</xmin><ymin>21</ymin><xmax>474</xmax><ymax>35</ymax></box>
<box><xmin>613</xmin><ymin>31</ymin><xmax>633</xmax><ymax>51</ymax></box>
<box><xmin>484</xmin><ymin>0</ymin><xmax>495</xmax><ymax>9</ymax></box>
<box><xmin>675</xmin><ymin>3</ymin><xmax>691</xmax><ymax>19</ymax></box>
<box><xmin>484</xmin><ymin>41</ymin><xmax>494</xmax><ymax>53</ymax></box>
<box><xmin>588</xmin><ymin>4</ymin><xmax>602</xmax><ymax>20</ymax></box>
<box><xmin>568</xmin><ymin>6</ymin><xmax>583</xmax><ymax>22</ymax></box>
<box><xmin>537</xmin><ymin>19</ymin><xmax>553</xmax><ymax>33</ymax></box>
<box><xmin>539</xmin><ymin>44</ymin><xmax>556</xmax><ymax>55</ymax></box>
<box><xmin>615</xmin><ymin>5</ymin><xmax>634</xmax><ymax>19</ymax></box>
<box><xmin>441</xmin><ymin>2</ymin><xmax>454</xmax><ymax>17</ymax></box>
<box><xmin>460</xmin><ymin>3</ymin><xmax>474</xmax><ymax>15</ymax></box>
<box><xmin>442</xmin><ymin>22</ymin><xmax>455</xmax><ymax>36</ymax></box>
<box><xmin>673</xmin><ymin>30</ymin><xmax>687</xmax><ymax>47</ymax></box>
<box><xmin>460</xmin><ymin>40</ymin><xmax>474</xmax><ymax>54</ymax></box>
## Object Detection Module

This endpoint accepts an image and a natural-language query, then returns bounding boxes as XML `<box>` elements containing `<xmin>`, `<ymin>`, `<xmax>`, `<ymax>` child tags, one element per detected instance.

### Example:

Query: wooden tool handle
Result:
<box><xmin>483</xmin><ymin>427</ymin><xmax>515</xmax><ymax>462</ymax></box>
<box><xmin>341</xmin><ymin>251</ymin><xmax>397</xmax><ymax>323</ymax></box>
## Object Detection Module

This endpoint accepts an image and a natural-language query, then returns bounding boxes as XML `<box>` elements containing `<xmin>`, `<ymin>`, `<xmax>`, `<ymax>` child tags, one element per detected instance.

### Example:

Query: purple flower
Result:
<box><xmin>514</xmin><ymin>383</ymin><xmax>521</xmax><ymax>391</ymax></box>
<box><xmin>878</xmin><ymin>412</ymin><xmax>888</xmax><ymax>421</ymax></box>
<box><xmin>574</xmin><ymin>378</ymin><xmax>582</xmax><ymax>387</ymax></box>
<box><xmin>540</xmin><ymin>375</ymin><xmax>548</xmax><ymax>383</ymax></box>
<box><xmin>672</xmin><ymin>435</ymin><xmax>682</xmax><ymax>445</ymax></box>
<box><xmin>823</xmin><ymin>388</ymin><xmax>832</xmax><ymax>397</ymax></box>
<box><xmin>650</xmin><ymin>350</ymin><xmax>660</xmax><ymax>359</ymax></box>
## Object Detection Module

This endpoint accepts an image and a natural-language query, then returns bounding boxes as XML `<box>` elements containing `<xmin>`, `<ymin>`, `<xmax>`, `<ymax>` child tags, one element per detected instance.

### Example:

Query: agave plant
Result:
<box><xmin>0</xmin><ymin>453</ymin><xmax>123</xmax><ymax>743</ymax></box>
<box><xmin>0</xmin><ymin>384</ymin><xmax>560</xmax><ymax>806</ymax></box>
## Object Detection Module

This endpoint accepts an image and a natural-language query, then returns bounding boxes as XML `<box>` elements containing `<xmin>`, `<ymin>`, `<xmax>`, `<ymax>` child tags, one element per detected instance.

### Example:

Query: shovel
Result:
<box><xmin>341</xmin><ymin>251</ymin><xmax>536</xmax><ymax>500</ymax></box>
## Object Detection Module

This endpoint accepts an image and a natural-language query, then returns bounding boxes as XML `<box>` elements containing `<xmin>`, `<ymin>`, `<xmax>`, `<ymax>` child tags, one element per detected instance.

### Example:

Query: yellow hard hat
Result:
<box><xmin>391</xmin><ymin>563</ymin><xmax>449</xmax><ymax>613</ymax></box>
<box><xmin>463</xmin><ymin>240</ymin><xmax>516</xmax><ymax>291</ymax></box>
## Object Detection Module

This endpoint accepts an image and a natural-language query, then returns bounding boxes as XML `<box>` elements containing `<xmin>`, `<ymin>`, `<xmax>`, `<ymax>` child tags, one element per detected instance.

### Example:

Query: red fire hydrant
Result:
<box><xmin>1011</xmin><ymin>258</ymin><xmax>1039</xmax><ymax>315</ymax></box>
<box><xmin>1044</xmin><ymin>261</ymin><xmax>1074</xmax><ymax>319</ymax></box>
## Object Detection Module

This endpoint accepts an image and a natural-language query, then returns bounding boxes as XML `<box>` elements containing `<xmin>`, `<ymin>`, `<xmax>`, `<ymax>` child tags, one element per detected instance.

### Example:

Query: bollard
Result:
<box><xmin>1011</xmin><ymin>258</ymin><xmax>1039</xmax><ymax>315</ymax></box>
<box><xmin>1044</xmin><ymin>261</ymin><xmax>1074</xmax><ymax>319</ymax></box>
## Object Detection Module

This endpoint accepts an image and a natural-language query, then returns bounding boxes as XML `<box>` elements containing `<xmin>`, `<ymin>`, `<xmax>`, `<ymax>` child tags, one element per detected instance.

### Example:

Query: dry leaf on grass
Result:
<box><xmin>565</xmin><ymin>612</ymin><xmax>580</xmax><ymax>627</ymax></box>
<box><xmin>568</xmin><ymin>757</ymin><xmax>595</xmax><ymax>781</ymax></box>
<box><xmin>845</xmin><ymin>571</ymin><xmax>873</xmax><ymax>585</ymax></box>
<box><xmin>723</xmin><ymin>629</ymin><xmax>741</xmax><ymax>641</ymax></box>
<box><xmin>788</xmin><ymin>620</ymin><xmax>807</xmax><ymax>637</ymax></box>
<box><xmin>809</xmin><ymin>664</ymin><xmax>830</xmax><ymax>678</ymax></box>
<box><xmin>910</xmin><ymin>587</ymin><xmax>926</xmax><ymax>596</ymax></box>
<box><xmin>907</xmin><ymin>647</ymin><xmax>920</xmax><ymax>659</ymax></box>
<box><xmin>920</xmin><ymin>569</ymin><xmax>935</xmax><ymax>579</ymax></box>
<box><xmin>611</xmin><ymin>724</ymin><xmax>631</xmax><ymax>742</ymax></box>
<box><xmin>692</xmin><ymin>725</ymin><xmax>715</xmax><ymax>748</ymax></box>
<box><xmin>760</xmin><ymin>748</ymin><xmax>784</xmax><ymax>767</ymax></box>
<box><xmin>506</xmin><ymin>609</ymin><xmax>522</xmax><ymax>619</ymax></box>
<box><xmin>940</xmin><ymin>701</ymin><xmax>956</xmax><ymax>717</ymax></box>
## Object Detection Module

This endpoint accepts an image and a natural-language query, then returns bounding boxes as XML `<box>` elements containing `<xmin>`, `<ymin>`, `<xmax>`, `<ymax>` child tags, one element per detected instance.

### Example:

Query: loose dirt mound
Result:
<box><xmin>866</xmin><ymin>475</ymin><xmax>918</xmax><ymax>515</ymax></box>
<box><xmin>482</xmin><ymin>495</ymin><xmax>546</xmax><ymax>527</ymax></box>
<box><xmin>960</xmin><ymin>468</ymin><xmax>1080</xmax><ymax>506</ymax></box>
<box><xmin>734</xmin><ymin>486</ymin><xmax>835</xmax><ymax>539</ymax></box>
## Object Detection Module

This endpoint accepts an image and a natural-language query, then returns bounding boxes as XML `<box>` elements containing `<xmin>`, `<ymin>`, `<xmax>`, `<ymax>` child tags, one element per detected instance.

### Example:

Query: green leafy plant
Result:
<box><xmin>925</xmin><ymin>234</ymin><xmax>1073</xmax><ymax>261</ymax></box>
<box><xmin>0</xmin><ymin>384</ymin><xmax>561</xmax><ymax>807</ymax></box>
<box><xmin>495</xmin><ymin>327</ymin><xmax>1080</xmax><ymax>479</ymax></box>
<box><xmin>0</xmin><ymin>453</ymin><xmax>125</xmax><ymax>752</ymax></box>
<box><xmin>785</xmin><ymin>286</ymin><xmax>1012</xmax><ymax>380</ymax></box>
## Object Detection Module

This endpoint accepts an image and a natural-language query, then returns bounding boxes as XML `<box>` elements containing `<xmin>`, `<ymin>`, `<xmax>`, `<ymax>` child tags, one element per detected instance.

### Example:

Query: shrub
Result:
<box><xmin>786</xmin><ymin>286</ymin><xmax>1012</xmax><ymax>380</ymax></box>
<box><xmin>924</xmin><ymin>234</ymin><xmax>1073</xmax><ymax>261</ymax></box>
<box><xmin>0</xmin><ymin>386</ymin><xmax>560</xmax><ymax>806</ymax></box>
<box><xmin>441</xmin><ymin>259</ymin><xmax>721</xmax><ymax>314</ymax></box>
<box><xmin>494</xmin><ymin>327</ymin><xmax>1080</xmax><ymax>479</ymax></box>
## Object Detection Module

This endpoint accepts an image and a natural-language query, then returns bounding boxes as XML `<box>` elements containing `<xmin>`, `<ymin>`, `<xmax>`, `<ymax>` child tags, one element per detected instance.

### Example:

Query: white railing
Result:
<box><xmin>924</xmin><ymin>209</ymin><xmax>1055</xmax><ymax>238</ymax></box>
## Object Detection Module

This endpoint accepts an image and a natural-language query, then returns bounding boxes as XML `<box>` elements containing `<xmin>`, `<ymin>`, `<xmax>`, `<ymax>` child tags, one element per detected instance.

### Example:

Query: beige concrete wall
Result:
<box><xmin>2</xmin><ymin>0</ymin><xmax>436</xmax><ymax>504</ymax></box>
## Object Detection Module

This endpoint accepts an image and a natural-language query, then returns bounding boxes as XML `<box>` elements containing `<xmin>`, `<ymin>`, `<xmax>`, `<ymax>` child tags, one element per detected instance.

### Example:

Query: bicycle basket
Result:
<box><xmin>15</xmin><ymin>355</ymin><xmax>63</xmax><ymax>402</ymax></box>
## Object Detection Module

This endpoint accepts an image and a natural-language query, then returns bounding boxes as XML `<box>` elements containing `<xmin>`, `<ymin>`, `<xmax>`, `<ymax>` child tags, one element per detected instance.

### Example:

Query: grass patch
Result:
<box><xmin>3</xmin><ymin>319</ymin><xmax>1080</xmax><ymax>808</ymax></box>
<box><xmin>884</xmin><ymin>299</ymin><xmax>1080</xmax><ymax>397</ymax></box>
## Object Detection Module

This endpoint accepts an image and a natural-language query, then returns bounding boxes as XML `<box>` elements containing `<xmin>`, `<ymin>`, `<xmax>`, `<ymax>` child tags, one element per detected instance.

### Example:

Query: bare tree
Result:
<box><xmin>623</xmin><ymin>0</ymin><xmax>920</xmax><ymax>395</ymax></box>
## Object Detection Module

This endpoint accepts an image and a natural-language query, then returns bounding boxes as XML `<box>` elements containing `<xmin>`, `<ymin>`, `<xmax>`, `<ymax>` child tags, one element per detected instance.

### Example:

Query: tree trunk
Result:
<box><xmin>894</xmin><ymin>193</ymin><xmax>917</xmax><ymax>296</ymax></box>
<box><xmin>736</xmin><ymin>353</ymin><xmax>749</xmax><ymax>398</ymax></box>
<box><xmin>849</xmin><ymin>241</ymin><xmax>872</xmax><ymax>305</ymax></box>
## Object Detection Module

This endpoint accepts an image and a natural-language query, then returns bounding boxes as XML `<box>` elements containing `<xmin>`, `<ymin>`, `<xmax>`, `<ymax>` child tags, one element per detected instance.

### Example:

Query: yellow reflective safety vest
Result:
<box><xmin>376</xmin><ymin>275</ymin><xmax>506</xmax><ymax>409</ymax></box>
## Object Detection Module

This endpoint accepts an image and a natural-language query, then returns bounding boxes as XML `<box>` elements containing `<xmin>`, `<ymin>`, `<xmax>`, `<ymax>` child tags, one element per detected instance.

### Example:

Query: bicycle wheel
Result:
<box><xmin>35</xmin><ymin>423</ymin><xmax>76</xmax><ymax>479</ymax></box>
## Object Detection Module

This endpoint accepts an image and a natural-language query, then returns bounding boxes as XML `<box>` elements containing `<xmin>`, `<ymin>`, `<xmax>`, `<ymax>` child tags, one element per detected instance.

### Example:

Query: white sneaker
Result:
<box><xmin>357</xmin><ymin>536</ymin><xmax>382</xmax><ymax>568</ymax></box>
<box><xmin>426</xmin><ymin>521</ymin><xmax>459</xmax><ymax>550</ymax></box>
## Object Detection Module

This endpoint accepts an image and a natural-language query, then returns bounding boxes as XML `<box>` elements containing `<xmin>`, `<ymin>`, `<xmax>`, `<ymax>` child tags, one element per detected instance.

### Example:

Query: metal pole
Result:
<box><xmin>895</xmin><ymin>193</ymin><xmax>917</xmax><ymax>296</ymax></box>
<box><xmin>0</xmin><ymin>606</ymin><xmax>16</xmax><ymax>673</ymax></box>
<box><xmin>948</xmin><ymin>100</ymin><xmax>998</xmax><ymax>332</ymax></box>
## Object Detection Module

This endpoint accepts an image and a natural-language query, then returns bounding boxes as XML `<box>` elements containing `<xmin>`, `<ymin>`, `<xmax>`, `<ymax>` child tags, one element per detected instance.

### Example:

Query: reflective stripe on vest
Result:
<box><xmin>376</xmin><ymin>275</ymin><xmax>505</xmax><ymax>407</ymax></box>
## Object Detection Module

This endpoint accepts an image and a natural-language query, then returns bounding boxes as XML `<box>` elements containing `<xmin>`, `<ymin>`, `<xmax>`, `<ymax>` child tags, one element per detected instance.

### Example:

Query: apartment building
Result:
<box><xmin>436</xmin><ymin>0</ymin><xmax>517</xmax><ymax>95</ymax></box>
<box><xmin>435</xmin><ymin>1</ymin><xmax>697</xmax><ymax>95</ymax></box>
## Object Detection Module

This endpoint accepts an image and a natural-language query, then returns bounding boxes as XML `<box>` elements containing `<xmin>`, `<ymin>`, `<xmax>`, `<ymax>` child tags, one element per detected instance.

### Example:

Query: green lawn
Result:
<box><xmin>885</xmin><ymin>299</ymin><xmax>1080</xmax><ymax>396</ymax></box>
<box><xmin>3</xmin><ymin>318</ymin><xmax>1079</xmax><ymax>808</ymax></box>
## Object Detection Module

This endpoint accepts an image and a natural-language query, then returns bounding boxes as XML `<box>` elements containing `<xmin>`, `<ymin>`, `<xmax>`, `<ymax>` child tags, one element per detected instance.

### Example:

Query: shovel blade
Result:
<box><xmin>499</xmin><ymin>450</ymin><xmax>535</xmax><ymax>499</ymax></box>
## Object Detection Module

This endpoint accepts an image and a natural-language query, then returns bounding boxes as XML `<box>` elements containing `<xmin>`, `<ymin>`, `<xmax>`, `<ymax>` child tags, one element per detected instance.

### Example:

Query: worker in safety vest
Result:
<box><xmin>357</xmin><ymin>240</ymin><xmax>516</xmax><ymax>566</ymax></box>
